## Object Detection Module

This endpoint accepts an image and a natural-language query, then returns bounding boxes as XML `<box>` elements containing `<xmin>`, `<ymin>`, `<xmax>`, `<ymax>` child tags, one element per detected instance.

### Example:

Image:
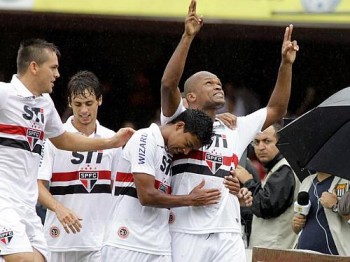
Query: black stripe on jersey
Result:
<box><xmin>114</xmin><ymin>186</ymin><xmax>138</xmax><ymax>199</ymax></box>
<box><xmin>172</xmin><ymin>163</ymin><xmax>229</xmax><ymax>178</ymax></box>
<box><xmin>0</xmin><ymin>137</ymin><xmax>42</xmax><ymax>155</ymax></box>
<box><xmin>50</xmin><ymin>184</ymin><xmax>111</xmax><ymax>195</ymax></box>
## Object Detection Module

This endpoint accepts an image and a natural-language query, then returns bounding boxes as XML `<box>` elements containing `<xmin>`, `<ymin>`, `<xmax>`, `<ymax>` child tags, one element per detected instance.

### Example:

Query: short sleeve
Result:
<box><xmin>38</xmin><ymin>138</ymin><xmax>56</xmax><ymax>181</ymax></box>
<box><xmin>124</xmin><ymin>130</ymin><xmax>157</xmax><ymax>176</ymax></box>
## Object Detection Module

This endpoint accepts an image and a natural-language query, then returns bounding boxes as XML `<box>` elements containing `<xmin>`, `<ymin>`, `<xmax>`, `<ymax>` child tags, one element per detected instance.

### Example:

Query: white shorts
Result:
<box><xmin>101</xmin><ymin>246</ymin><xmax>172</xmax><ymax>262</ymax></box>
<box><xmin>0</xmin><ymin>199</ymin><xmax>49</xmax><ymax>261</ymax></box>
<box><xmin>51</xmin><ymin>250</ymin><xmax>100</xmax><ymax>262</ymax></box>
<box><xmin>171</xmin><ymin>232</ymin><xmax>246</xmax><ymax>262</ymax></box>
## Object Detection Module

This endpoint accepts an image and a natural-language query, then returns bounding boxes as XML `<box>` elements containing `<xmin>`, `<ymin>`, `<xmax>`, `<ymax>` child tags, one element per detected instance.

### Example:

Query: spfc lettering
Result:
<box><xmin>205</xmin><ymin>153</ymin><xmax>223</xmax><ymax>174</ymax></box>
<box><xmin>79</xmin><ymin>172</ymin><xmax>98</xmax><ymax>192</ymax></box>
<box><xmin>0</xmin><ymin>230</ymin><xmax>13</xmax><ymax>245</ymax></box>
<box><xmin>26</xmin><ymin>128</ymin><xmax>42</xmax><ymax>151</ymax></box>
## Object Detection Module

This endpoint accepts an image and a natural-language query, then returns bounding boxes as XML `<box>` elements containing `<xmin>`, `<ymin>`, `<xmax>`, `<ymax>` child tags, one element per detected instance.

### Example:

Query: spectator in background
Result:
<box><xmin>238</xmin><ymin>154</ymin><xmax>260</xmax><ymax>247</ymax></box>
<box><xmin>37</xmin><ymin>70</ymin><xmax>122</xmax><ymax>262</ymax></box>
<box><xmin>216</xmin><ymin>81</ymin><xmax>261</xmax><ymax>117</ymax></box>
<box><xmin>292</xmin><ymin>172</ymin><xmax>350</xmax><ymax>256</ymax></box>
<box><xmin>236</xmin><ymin>123</ymin><xmax>300</xmax><ymax>249</ymax></box>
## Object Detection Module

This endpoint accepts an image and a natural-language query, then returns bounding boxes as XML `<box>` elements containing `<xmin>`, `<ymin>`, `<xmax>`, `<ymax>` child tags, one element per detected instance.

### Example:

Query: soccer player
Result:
<box><xmin>102</xmin><ymin>109</ymin><xmax>221</xmax><ymax>261</ymax></box>
<box><xmin>160</xmin><ymin>0</ymin><xmax>299</xmax><ymax>261</ymax></box>
<box><xmin>37</xmin><ymin>70</ymin><xmax>122</xmax><ymax>261</ymax></box>
<box><xmin>0</xmin><ymin>39</ymin><xmax>133</xmax><ymax>262</ymax></box>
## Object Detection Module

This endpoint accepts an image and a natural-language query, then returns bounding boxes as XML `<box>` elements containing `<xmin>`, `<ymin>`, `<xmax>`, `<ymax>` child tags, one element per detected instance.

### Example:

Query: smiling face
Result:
<box><xmin>69</xmin><ymin>89</ymin><xmax>101</xmax><ymax>127</ymax></box>
<box><xmin>185</xmin><ymin>71</ymin><xmax>225</xmax><ymax>111</ymax></box>
<box><xmin>166</xmin><ymin>122</ymin><xmax>202</xmax><ymax>155</ymax></box>
<box><xmin>252</xmin><ymin>126</ymin><xmax>279</xmax><ymax>164</ymax></box>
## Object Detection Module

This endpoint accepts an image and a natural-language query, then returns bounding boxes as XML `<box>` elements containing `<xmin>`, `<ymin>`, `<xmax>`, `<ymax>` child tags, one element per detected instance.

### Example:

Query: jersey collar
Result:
<box><xmin>11</xmin><ymin>74</ymin><xmax>38</xmax><ymax>98</ymax></box>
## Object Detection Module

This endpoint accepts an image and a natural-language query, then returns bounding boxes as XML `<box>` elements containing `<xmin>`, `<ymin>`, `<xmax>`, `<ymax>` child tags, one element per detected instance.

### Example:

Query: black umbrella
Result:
<box><xmin>277</xmin><ymin>87</ymin><xmax>350</xmax><ymax>182</ymax></box>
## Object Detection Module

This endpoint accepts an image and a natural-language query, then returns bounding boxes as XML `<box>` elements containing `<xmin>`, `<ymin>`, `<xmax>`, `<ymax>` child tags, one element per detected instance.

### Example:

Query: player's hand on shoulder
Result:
<box><xmin>216</xmin><ymin>112</ymin><xmax>237</xmax><ymax>130</ymax></box>
<box><xmin>112</xmin><ymin>127</ymin><xmax>135</xmax><ymax>148</ymax></box>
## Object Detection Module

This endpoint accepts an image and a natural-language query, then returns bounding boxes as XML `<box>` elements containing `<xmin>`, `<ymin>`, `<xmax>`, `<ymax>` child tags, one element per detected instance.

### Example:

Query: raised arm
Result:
<box><xmin>264</xmin><ymin>24</ymin><xmax>299</xmax><ymax>130</ymax></box>
<box><xmin>161</xmin><ymin>0</ymin><xmax>203</xmax><ymax>117</ymax></box>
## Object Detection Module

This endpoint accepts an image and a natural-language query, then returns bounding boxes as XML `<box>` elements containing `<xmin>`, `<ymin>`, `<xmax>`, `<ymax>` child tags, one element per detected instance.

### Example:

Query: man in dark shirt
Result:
<box><xmin>236</xmin><ymin>123</ymin><xmax>300</xmax><ymax>249</ymax></box>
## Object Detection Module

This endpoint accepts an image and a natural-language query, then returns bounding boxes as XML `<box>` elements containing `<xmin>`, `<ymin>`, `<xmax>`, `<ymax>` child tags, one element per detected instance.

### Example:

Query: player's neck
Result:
<box><xmin>71</xmin><ymin>118</ymin><xmax>97</xmax><ymax>137</ymax></box>
<box><xmin>188</xmin><ymin>104</ymin><xmax>216</xmax><ymax>121</ymax></box>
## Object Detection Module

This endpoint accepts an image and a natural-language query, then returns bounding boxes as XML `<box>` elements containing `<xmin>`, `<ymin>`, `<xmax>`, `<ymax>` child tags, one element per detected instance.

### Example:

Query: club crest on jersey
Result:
<box><xmin>118</xmin><ymin>226</ymin><xmax>129</xmax><ymax>239</ymax></box>
<box><xmin>0</xmin><ymin>228</ymin><xmax>13</xmax><ymax>245</ymax></box>
<box><xmin>50</xmin><ymin>226</ymin><xmax>60</xmax><ymax>238</ymax></box>
<box><xmin>26</xmin><ymin>128</ymin><xmax>41</xmax><ymax>151</ymax></box>
<box><xmin>169</xmin><ymin>212</ymin><xmax>175</xmax><ymax>224</ymax></box>
<box><xmin>205</xmin><ymin>153</ymin><xmax>223</xmax><ymax>174</ymax></box>
<box><xmin>79</xmin><ymin>171</ymin><xmax>98</xmax><ymax>192</ymax></box>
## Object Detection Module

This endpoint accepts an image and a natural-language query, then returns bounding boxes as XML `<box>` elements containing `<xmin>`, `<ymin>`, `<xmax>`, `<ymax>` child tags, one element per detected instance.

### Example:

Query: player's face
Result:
<box><xmin>252</xmin><ymin>126</ymin><xmax>279</xmax><ymax>164</ymax></box>
<box><xmin>35</xmin><ymin>49</ymin><xmax>60</xmax><ymax>94</ymax></box>
<box><xmin>167</xmin><ymin>124</ymin><xmax>202</xmax><ymax>155</ymax></box>
<box><xmin>70</xmin><ymin>90</ymin><xmax>101</xmax><ymax>126</ymax></box>
<box><xmin>192</xmin><ymin>72</ymin><xmax>225</xmax><ymax>109</ymax></box>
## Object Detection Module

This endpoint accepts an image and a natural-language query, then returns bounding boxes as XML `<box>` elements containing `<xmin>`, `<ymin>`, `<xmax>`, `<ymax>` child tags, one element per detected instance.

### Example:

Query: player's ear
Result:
<box><xmin>187</xmin><ymin>92</ymin><xmax>196</xmax><ymax>103</ymax></box>
<box><xmin>98</xmin><ymin>96</ymin><xmax>102</xmax><ymax>106</ymax></box>
<box><xmin>175</xmin><ymin>121</ymin><xmax>185</xmax><ymax>130</ymax></box>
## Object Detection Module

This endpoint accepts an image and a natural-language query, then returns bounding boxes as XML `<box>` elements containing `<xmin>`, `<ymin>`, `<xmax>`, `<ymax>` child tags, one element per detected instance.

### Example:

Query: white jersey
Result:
<box><xmin>161</xmin><ymin>102</ymin><xmax>266</xmax><ymax>234</ymax></box>
<box><xmin>0</xmin><ymin>75</ymin><xmax>64</xmax><ymax>209</ymax></box>
<box><xmin>103</xmin><ymin>123</ymin><xmax>172</xmax><ymax>256</ymax></box>
<box><xmin>38</xmin><ymin>116</ymin><xmax>121</xmax><ymax>251</ymax></box>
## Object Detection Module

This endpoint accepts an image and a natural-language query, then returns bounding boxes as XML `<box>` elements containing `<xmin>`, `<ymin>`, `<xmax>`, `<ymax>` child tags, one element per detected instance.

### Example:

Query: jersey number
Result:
<box><xmin>160</xmin><ymin>154</ymin><xmax>172</xmax><ymax>176</ymax></box>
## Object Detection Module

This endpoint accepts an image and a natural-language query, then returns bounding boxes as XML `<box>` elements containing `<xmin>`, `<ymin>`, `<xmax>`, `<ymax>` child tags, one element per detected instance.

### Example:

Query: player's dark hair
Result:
<box><xmin>67</xmin><ymin>70</ymin><xmax>102</xmax><ymax>103</ymax></box>
<box><xmin>169</xmin><ymin>109</ymin><xmax>214</xmax><ymax>146</ymax></box>
<box><xmin>17</xmin><ymin>39</ymin><xmax>60</xmax><ymax>74</ymax></box>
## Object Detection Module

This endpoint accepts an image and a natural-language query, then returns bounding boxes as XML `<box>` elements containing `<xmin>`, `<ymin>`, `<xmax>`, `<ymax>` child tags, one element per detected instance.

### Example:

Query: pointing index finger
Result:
<box><xmin>188</xmin><ymin>0</ymin><xmax>196</xmax><ymax>15</ymax></box>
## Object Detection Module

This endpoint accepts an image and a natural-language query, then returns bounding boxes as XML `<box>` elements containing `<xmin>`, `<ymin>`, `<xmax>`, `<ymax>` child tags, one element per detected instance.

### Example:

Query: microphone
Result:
<box><xmin>294</xmin><ymin>191</ymin><xmax>311</xmax><ymax>216</ymax></box>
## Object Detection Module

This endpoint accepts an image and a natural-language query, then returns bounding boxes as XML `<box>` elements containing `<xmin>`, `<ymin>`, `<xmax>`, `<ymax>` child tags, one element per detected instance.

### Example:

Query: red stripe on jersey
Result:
<box><xmin>173</xmin><ymin>150</ymin><xmax>239</xmax><ymax>168</ymax></box>
<box><xmin>116</xmin><ymin>172</ymin><xmax>134</xmax><ymax>182</ymax></box>
<box><xmin>52</xmin><ymin>170</ymin><xmax>111</xmax><ymax>182</ymax></box>
<box><xmin>224</xmin><ymin>154</ymin><xmax>239</xmax><ymax>168</ymax></box>
<box><xmin>0</xmin><ymin>123</ymin><xmax>44</xmax><ymax>139</ymax></box>
<box><xmin>0</xmin><ymin>124</ymin><xmax>27</xmax><ymax>135</ymax></box>
<box><xmin>155</xmin><ymin>180</ymin><xmax>172</xmax><ymax>194</ymax></box>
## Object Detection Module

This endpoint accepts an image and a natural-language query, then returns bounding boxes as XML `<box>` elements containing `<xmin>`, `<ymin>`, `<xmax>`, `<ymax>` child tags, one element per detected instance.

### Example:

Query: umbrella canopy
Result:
<box><xmin>277</xmin><ymin>87</ymin><xmax>350</xmax><ymax>181</ymax></box>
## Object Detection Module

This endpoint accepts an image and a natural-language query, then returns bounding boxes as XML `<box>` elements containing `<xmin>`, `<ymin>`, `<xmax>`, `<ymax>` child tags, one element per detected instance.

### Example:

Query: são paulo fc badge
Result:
<box><xmin>118</xmin><ymin>226</ymin><xmax>129</xmax><ymax>239</ymax></box>
<box><xmin>205</xmin><ymin>153</ymin><xmax>223</xmax><ymax>174</ymax></box>
<box><xmin>0</xmin><ymin>227</ymin><xmax>13</xmax><ymax>245</ymax></box>
<box><xmin>26</xmin><ymin>128</ymin><xmax>42</xmax><ymax>151</ymax></box>
<box><xmin>79</xmin><ymin>171</ymin><xmax>98</xmax><ymax>192</ymax></box>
